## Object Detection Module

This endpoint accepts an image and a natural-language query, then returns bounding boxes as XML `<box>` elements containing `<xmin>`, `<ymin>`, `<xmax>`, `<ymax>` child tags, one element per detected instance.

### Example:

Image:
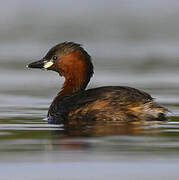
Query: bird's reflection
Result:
<box><xmin>48</xmin><ymin>123</ymin><xmax>162</xmax><ymax>151</ymax></box>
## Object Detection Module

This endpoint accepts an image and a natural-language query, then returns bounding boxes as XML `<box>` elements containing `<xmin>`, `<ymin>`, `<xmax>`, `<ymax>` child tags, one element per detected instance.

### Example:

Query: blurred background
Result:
<box><xmin>1</xmin><ymin>0</ymin><xmax>179</xmax><ymax>100</ymax></box>
<box><xmin>0</xmin><ymin>0</ymin><xmax>179</xmax><ymax>180</ymax></box>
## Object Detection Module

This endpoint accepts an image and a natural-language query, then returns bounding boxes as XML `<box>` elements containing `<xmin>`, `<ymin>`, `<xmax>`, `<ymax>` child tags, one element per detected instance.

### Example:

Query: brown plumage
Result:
<box><xmin>28</xmin><ymin>42</ymin><xmax>168</xmax><ymax>125</ymax></box>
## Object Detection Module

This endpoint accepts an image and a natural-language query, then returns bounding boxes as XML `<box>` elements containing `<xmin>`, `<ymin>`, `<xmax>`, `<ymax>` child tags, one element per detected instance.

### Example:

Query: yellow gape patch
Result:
<box><xmin>44</xmin><ymin>61</ymin><xmax>54</xmax><ymax>69</ymax></box>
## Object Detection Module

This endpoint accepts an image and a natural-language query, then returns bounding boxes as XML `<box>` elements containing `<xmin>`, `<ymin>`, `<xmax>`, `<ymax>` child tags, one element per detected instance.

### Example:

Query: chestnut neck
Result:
<box><xmin>58</xmin><ymin>74</ymin><xmax>86</xmax><ymax>97</ymax></box>
<box><xmin>57</xmin><ymin>49</ymin><xmax>93</xmax><ymax>97</ymax></box>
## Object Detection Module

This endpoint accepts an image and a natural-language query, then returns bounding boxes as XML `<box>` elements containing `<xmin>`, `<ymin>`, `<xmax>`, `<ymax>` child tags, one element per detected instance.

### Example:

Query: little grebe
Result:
<box><xmin>28</xmin><ymin>42</ymin><xmax>168</xmax><ymax>125</ymax></box>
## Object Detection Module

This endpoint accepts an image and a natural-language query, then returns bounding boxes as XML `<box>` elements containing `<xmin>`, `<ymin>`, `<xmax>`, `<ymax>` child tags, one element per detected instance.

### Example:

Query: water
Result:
<box><xmin>1</xmin><ymin>0</ymin><xmax>179</xmax><ymax>179</ymax></box>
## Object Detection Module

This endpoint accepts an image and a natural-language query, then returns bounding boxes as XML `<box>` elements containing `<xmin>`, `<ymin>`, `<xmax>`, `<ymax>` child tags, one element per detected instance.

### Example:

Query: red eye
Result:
<box><xmin>52</xmin><ymin>56</ymin><xmax>58</xmax><ymax>60</ymax></box>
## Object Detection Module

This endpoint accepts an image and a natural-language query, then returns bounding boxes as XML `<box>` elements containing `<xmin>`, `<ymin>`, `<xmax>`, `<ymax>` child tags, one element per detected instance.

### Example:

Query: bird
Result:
<box><xmin>27</xmin><ymin>42</ymin><xmax>168</xmax><ymax>126</ymax></box>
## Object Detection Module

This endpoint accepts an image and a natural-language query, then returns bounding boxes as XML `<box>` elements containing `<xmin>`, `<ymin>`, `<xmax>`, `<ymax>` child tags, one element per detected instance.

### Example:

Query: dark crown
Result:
<box><xmin>44</xmin><ymin>42</ymin><xmax>83</xmax><ymax>59</ymax></box>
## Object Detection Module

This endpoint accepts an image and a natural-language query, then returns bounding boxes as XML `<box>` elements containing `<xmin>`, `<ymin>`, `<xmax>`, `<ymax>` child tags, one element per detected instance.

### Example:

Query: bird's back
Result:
<box><xmin>47</xmin><ymin>86</ymin><xmax>167</xmax><ymax>125</ymax></box>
